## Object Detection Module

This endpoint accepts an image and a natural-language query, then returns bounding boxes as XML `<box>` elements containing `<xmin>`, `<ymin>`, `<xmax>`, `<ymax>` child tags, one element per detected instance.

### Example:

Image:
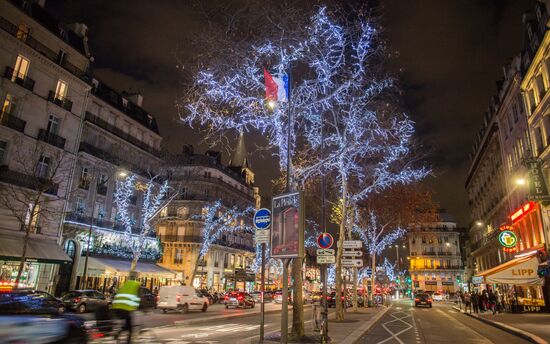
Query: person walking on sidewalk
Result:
<box><xmin>463</xmin><ymin>292</ymin><xmax>471</xmax><ymax>313</ymax></box>
<box><xmin>488</xmin><ymin>290</ymin><xmax>497</xmax><ymax>314</ymax></box>
<box><xmin>472</xmin><ymin>292</ymin><xmax>480</xmax><ymax>314</ymax></box>
<box><xmin>495</xmin><ymin>289</ymin><xmax>502</xmax><ymax>313</ymax></box>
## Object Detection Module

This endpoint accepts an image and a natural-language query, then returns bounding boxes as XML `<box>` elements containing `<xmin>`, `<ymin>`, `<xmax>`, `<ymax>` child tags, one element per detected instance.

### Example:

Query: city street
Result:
<box><xmin>360</xmin><ymin>299</ymin><xmax>531</xmax><ymax>344</ymax></box>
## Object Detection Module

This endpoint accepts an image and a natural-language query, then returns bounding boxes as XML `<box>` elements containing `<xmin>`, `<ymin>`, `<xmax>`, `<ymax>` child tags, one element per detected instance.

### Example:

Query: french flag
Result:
<box><xmin>264</xmin><ymin>68</ymin><xmax>289</xmax><ymax>102</ymax></box>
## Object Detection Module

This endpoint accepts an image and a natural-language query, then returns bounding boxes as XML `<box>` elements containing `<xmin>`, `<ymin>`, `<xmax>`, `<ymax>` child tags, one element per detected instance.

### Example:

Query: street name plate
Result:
<box><xmin>342</xmin><ymin>259</ymin><xmax>363</xmax><ymax>267</ymax></box>
<box><xmin>342</xmin><ymin>250</ymin><xmax>363</xmax><ymax>257</ymax></box>
<box><xmin>317</xmin><ymin>255</ymin><xmax>336</xmax><ymax>264</ymax></box>
<box><xmin>317</xmin><ymin>248</ymin><xmax>335</xmax><ymax>256</ymax></box>
<box><xmin>255</xmin><ymin>229</ymin><xmax>270</xmax><ymax>244</ymax></box>
<box><xmin>343</xmin><ymin>240</ymin><xmax>362</xmax><ymax>249</ymax></box>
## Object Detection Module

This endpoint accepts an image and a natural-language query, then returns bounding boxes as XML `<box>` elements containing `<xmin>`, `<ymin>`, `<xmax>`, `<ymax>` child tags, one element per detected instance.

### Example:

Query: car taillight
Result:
<box><xmin>327</xmin><ymin>296</ymin><xmax>331</xmax><ymax>300</ymax></box>
<box><xmin>156</xmin><ymin>295</ymin><xmax>160</xmax><ymax>302</ymax></box>
<box><xmin>74</xmin><ymin>297</ymin><xmax>81</xmax><ymax>303</ymax></box>
<box><xmin>177</xmin><ymin>295</ymin><xmax>181</xmax><ymax>303</ymax></box>
<box><xmin>238</xmin><ymin>295</ymin><xmax>244</xmax><ymax>300</ymax></box>
<box><xmin>428</xmin><ymin>298</ymin><xmax>433</xmax><ymax>302</ymax></box>
<box><xmin>415</xmin><ymin>298</ymin><xmax>419</xmax><ymax>302</ymax></box>
<box><xmin>225</xmin><ymin>295</ymin><xmax>229</xmax><ymax>300</ymax></box>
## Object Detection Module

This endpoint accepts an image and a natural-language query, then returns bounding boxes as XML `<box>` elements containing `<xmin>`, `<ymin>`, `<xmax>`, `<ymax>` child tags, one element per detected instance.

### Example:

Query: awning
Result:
<box><xmin>0</xmin><ymin>234</ymin><xmax>70</xmax><ymax>264</ymax></box>
<box><xmin>77</xmin><ymin>257</ymin><xmax>176</xmax><ymax>279</ymax></box>
<box><xmin>475</xmin><ymin>254</ymin><xmax>543</xmax><ymax>286</ymax></box>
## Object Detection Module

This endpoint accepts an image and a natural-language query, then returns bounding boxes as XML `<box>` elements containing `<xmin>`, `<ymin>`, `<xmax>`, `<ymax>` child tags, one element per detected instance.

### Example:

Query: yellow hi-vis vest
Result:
<box><xmin>112</xmin><ymin>280</ymin><xmax>141</xmax><ymax>311</ymax></box>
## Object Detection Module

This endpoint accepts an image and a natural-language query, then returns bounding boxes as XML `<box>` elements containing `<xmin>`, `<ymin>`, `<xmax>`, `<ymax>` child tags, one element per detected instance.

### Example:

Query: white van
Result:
<box><xmin>157</xmin><ymin>286</ymin><xmax>209</xmax><ymax>313</ymax></box>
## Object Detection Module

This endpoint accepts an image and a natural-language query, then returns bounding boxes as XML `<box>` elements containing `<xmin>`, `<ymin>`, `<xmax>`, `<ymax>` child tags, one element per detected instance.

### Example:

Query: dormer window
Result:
<box><xmin>16</xmin><ymin>23</ymin><xmax>29</xmax><ymax>41</ymax></box>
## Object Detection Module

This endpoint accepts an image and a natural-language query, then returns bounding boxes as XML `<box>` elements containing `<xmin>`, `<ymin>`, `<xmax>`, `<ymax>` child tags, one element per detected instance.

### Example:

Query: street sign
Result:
<box><xmin>255</xmin><ymin>229</ymin><xmax>270</xmax><ymax>244</ymax></box>
<box><xmin>342</xmin><ymin>259</ymin><xmax>363</xmax><ymax>267</ymax></box>
<box><xmin>253</xmin><ymin>208</ymin><xmax>272</xmax><ymax>229</ymax></box>
<box><xmin>343</xmin><ymin>240</ymin><xmax>362</xmax><ymax>249</ymax></box>
<box><xmin>317</xmin><ymin>255</ymin><xmax>336</xmax><ymax>264</ymax></box>
<box><xmin>342</xmin><ymin>250</ymin><xmax>363</xmax><ymax>257</ymax></box>
<box><xmin>364</xmin><ymin>268</ymin><xmax>372</xmax><ymax>276</ymax></box>
<box><xmin>316</xmin><ymin>249</ymin><xmax>335</xmax><ymax>256</ymax></box>
<box><xmin>317</xmin><ymin>233</ymin><xmax>334</xmax><ymax>249</ymax></box>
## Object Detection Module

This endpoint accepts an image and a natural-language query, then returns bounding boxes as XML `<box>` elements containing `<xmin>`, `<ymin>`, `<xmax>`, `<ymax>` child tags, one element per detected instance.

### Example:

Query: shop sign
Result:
<box><xmin>498</xmin><ymin>230</ymin><xmax>518</xmax><ymax>250</ymax></box>
<box><xmin>472</xmin><ymin>276</ymin><xmax>484</xmax><ymax>285</ymax></box>
<box><xmin>526</xmin><ymin>159</ymin><xmax>550</xmax><ymax>201</ymax></box>
<box><xmin>425</xmin><ymin>280</ymin><xmax>437</xmax><ymax>285</ymax></box>
<box><xmin>270</xmin><ymin>192</ymin><xmax>304</xmax><ymax>258</ymax></box>
<box><xmin>442</xmin><ymin>281</ymin><xmax>454</xmax><ymax>286</ymax></box>
<box><xmin>510</xmin><ymin>201</ymin><xmax>536</xmax><ymax>224</ymax></box>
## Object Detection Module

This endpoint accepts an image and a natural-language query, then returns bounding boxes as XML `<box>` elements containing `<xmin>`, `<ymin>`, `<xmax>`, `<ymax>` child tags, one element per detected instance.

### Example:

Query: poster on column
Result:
<box><xmin>270</xmin><ymin>191</ymin><xmax>304</xmax><ymax>258</ymax></box>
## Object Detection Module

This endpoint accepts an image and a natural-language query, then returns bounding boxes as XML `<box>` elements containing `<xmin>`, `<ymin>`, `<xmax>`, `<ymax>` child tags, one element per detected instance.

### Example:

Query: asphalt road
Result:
<box><xmin>359</xmin><ymin>299</ymin><xmax>531</xmax><ymax>344</ymax></box>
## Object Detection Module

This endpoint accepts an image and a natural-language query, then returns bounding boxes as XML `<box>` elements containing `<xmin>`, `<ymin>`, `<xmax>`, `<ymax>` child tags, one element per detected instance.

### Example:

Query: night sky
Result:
<box><xmin>49</xmin><ymin>0</ymin><xmax>536</xmax><ymax>225</ymax></box>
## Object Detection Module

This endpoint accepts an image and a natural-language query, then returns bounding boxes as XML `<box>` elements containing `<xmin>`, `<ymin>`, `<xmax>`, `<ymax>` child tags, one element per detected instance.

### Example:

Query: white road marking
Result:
<box><xmin>181</xmin><ymin>333</ymin><xmax>209</xmax><ymax>338</ymax></box>
<box><xmin>376</xmin><ymin>311</ymin><xmax>413</xmax><ymax>344</ymax></box>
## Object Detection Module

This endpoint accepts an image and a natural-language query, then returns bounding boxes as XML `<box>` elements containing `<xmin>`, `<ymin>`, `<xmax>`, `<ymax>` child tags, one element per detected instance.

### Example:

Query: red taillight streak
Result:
<box><xmin>428</xmin><ymin>299</ymin><xmax>433</xmax><ymax>302</ymax></box>
<box><xmin>74</xmin><ymin>297</ymin><xmax>81</xmax><ymax>303</ymax></box>
<box><xmin>177</xmin><ymin>295</ymin><xmax>181</xmax><ymax>302</ymax></box>
<box><xmin>414</xmin><ymin>298</ymin><xmax>419</xmax><ymax>302</ymax></box>
<box><xmin>237</xmin><ymin>296</ymin><xmax>244</xmax><ymax>300</ymax></box>
<box><xmin>224</xmin><ymin>295</ymin><xmax>229</xmax><ymax>300</ymax></box>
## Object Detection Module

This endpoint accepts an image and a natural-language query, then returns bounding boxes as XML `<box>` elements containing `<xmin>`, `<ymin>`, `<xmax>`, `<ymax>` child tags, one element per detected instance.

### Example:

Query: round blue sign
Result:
<box><xmin>317</xmin><ymin>233</ymin><xmax>334</xmax><ymax>249</ymax></box>
<box><xmin>253</xmin><ymin>208</ymin><xmax>272</xmax><ymax>229</ymax></box>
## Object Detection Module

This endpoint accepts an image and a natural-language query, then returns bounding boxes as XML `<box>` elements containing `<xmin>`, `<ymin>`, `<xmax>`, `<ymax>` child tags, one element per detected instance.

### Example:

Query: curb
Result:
<box><xmin>339</xmin><ymin>305</ymin><xmax>392</xmax><ymax>344</ymax></box>
<box><xmin>452</xmin><ymin>306</ymin><xmax>548</xmax><ymax>344</ymax></box>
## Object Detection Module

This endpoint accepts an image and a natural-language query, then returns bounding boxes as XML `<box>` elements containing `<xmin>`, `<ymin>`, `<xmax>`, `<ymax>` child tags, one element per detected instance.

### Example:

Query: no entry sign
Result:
<box><xmin>317</xmin><ymin>233</ymin><xmax>334</xmax><ymax>249</ymax></box>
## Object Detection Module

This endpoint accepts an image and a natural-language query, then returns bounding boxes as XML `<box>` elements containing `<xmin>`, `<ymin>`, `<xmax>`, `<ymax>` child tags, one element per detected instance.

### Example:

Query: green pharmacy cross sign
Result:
<box><xmin>498</xmin><ymin>230</ymin><xmax>517</xmax><ymax>249</ymax></box>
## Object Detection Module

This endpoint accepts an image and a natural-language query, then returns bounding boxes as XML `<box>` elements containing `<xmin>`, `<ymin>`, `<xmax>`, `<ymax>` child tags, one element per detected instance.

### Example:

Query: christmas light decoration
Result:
<box><xmin>353</xmin><ymin>211</ymin><xmax>406</xmax><ymax>256</ymax></box>
<box><xmin>383</xmin><ymin>258</ymin><xmax>396</xmax><ymax>282</ymax></box>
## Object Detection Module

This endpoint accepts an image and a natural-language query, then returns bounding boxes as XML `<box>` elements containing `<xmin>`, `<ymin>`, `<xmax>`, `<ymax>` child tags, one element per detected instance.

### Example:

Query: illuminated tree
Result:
<box><xmin>114</xmin><ymin>174</ymin><xmax>169</xmax><ymax>275</ymax></box>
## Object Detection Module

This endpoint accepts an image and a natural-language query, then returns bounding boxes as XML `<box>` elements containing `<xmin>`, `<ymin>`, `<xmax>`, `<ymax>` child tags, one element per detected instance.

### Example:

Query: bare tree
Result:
<box><xmin>0</xmin><ymin>139</ymin><xmax>73</xmax><ymax>285</ymax></box>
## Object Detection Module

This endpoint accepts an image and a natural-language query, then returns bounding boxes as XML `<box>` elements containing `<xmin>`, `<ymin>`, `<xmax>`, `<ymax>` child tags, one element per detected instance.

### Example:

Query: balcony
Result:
<box><xmin>3</xmin><ymin>67</ymin><xmax>35</xmax><ymax>92</ymax></box>
<box><xmin>64</xmin><ymin>212</ymin><xmax>154</xmax><ymax>238</ymax></box>
<box><xmin>38</xmin><ymin>129</ymin><xmax>66</xmax><ymax>149</ymax></box>
<box><xmin>0</xmin><ymin>166</ymin><xmax>58</xmax><ymax>195</ymax></box>
<box><xmin>47</xmin><ymin>91</ymin><xmax>73</xmax><ymax>112</ymax></box>
<box><xmin>0</xmin><ymin>112</ymin><xmax>26</xmax><ymax>133</ymax></box>
<box><xmin>96</xmin><ymin>184</ymin><xmax>107</xmax><ymax>195</ymax></box>
<box><xmin>410</xmin><ymin>265</ymin><xmax>462</xmax><ymax>271</ymax></box>
<box><xmin>84</xmin><ymin>112</ymin><xmax>160</xmax><ymax>156</ymax></box>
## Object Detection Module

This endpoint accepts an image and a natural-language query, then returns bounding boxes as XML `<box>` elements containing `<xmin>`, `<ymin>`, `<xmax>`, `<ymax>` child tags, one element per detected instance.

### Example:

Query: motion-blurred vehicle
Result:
<box><xmin>273</xmin><ymin>290</ymin><xmax>292</xmax><ymax>304</ymax></box>
<box><xmin>251</xmin><ymin>291</ymin><xmax>273</xmax><ymax>303</ymax></box>
<box><xmin>157</xmin><ymin>286</ymin><xmax>209</xmax><ymax>313</ymax></box>
<box><xmin>414</xmin><ymin>293</ymin><xmax>432</xmax><ymax>308</ymax></box>
<box><xmin>311</xmin><ymin>291</ymin><xmax>323</xmax><ymax>304</ymax></box>
<box><xmin>199</xmin><ymin>290</ymin><xmax>214</xmax><ymax>305</ymax></box>
<box><xmin>0</xmin><ymin>288</ymin><xmax>88</xmax><ymax>343</ymax></box>
<box><xmin>225</xmin><ymin>292</ymin><xmax>255</xmax><ymax>309</ymax></box>
<box><xmin>62</xmin><ymin>290</ymin><xmax>109</xmax><ymax>313</ymax></box>
<box><xmin>326</xmin><ymin>291</ymin><xmax>352</xmax><ymax>308</ymax></box>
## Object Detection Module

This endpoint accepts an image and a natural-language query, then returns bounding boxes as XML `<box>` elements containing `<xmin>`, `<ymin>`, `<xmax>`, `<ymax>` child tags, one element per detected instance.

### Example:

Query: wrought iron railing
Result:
<box><xmin>38</xmin><ymin>129</ymin><xmax>66</xmax><ymax>149</ymax></box>
<box><xmin>3</xmin><ymin>66</ymin><xmax>35</xmax><ymax>91</ymax></box>
<box><xmin>0</xmin><ymin>166</ymin><xmax>58</xmax><ymax>195</ymax></box>
<box><xmin>0</xmin><ymin>112</ymin><xmax>26</xmax><ymax>133</ymax></box>
<box><xmin>47</xmin><ymin>91</ymin><xmax>73</xmax><ymax>112</ymax></box>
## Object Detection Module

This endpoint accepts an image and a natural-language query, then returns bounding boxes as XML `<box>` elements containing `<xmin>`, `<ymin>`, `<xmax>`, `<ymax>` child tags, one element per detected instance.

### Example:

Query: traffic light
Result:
<box><xmin>395</xmin><ymin>277</ymin><xmax>400</xmax><ymax>284</ymax></box>
<box><xmin>406</xmin><ymin>277</ymin><xmax>412</xmax><ymax>284</ymax></box>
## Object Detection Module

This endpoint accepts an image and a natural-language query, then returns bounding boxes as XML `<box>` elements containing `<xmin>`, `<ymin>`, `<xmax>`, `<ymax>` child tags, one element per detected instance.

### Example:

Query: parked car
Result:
<box><xmin>62</xmin><ymin>290</ymin><xmax>109</xmax><ymax>313</ymax></box>
<box><xmin>414</xmin><ymin>293</ymin><xmax>432</xmax><ymax>308</ymax></box>
<box><xmin>200</xmin><ymin>290</ymin><xmax>214</xmax><ymax>304</ymax></box>
<box><xmin>273</xmin><ymin>290</ymin><xmax>292</xmax><ymax>304</ymax></box>
<box><xmin>157</xmin><ymin>286</ymin><xmax>209</xmax><ymax>313</ymax></box>
<box><xmin>326</xmin><ymin>291</ymin><xmax>351</xmax><ymax>308</ymax></box>
<box><xmin>432</xmin><ymin>292</ymin><xmax>444</xmax><ymax>302</ymax></box>
<box><xmin>139</xmin><ymin>287</ymin><xmax>157</xmax><ymax>311</ymax></box>
<box><xmin>0</xmin><ymin>289</ymin><xmax>87</xmax><ymax>343</ymax></box>
<box><xmin>225</xmin><ymin>292</ymin><xmax>255</xmax><ymax>309</ymax></box>
<box><xmin>311</xmin><ymin>291</ymin><xmax>323</xmax><ymax>304</ymax></box>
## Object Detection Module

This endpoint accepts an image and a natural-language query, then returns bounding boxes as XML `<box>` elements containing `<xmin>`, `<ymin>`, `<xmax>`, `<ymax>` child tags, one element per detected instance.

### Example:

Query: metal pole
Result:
<box><xmin>396</xmin><ymin>246</ymin><xmax>399</xmax><ymax>269</ymax></box>
<box><xmin>321</xmin><ymin>264</ymin><xmax>328</xmax><ymax>342</ymax></box>
<box><xmin>281</xmin><ymin>258</ymin><xmax>291</xmax><ymax>344</ymax></box>
<box><xmin>286</xmin><ymin>63</ymin><xmax>292</xmax><ymax>192</ymax></box>
<box><xmin>320</xmin><ymin>93</ymin><xmax>328</xmax><ymax>343</ymax></box>
<box><xmin>260</xmin><ymin>243</ymin><xmax>266</xmax><ymax>343</ymax></box>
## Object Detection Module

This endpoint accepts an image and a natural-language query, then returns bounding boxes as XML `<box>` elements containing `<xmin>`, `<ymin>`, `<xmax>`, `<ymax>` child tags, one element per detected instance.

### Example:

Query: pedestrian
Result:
<box><xmin>112</xmin><ymin>277</ymin><xmax>141</xmax><ymax>344</ymax></box>
<box><xmin>481</xmin><ymin>290</ymin><xmax>488</xmax><ymax>312</ymax></box>
<box><xmin>472</xmin><ymin>292</ymin><xmax>480</xmax><ymax>314</ymax></box>
<box><xmin>488</xmin><ymin>290</ymin><xmax>497</xmax><ymax>314</ymax></box>
<box><xmin>108</xmin><ymin>284</ymin><xmax>117</xmax><ymax>296</ymax></box>
<box><xmin>495</xmin><ymin>289</ymin><xmax>502</xmax><ymax>313</ymax></box>
<box><xmin>464</xmin><ymin>292</ymin><xmax>471</xmax><ymax>313</ymax></box>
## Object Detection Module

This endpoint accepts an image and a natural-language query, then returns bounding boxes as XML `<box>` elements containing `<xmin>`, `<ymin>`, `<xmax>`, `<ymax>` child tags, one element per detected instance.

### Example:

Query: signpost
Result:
<box><xmin>342</xmin><ymin>259</ymin><xmax>363</xmax><ymax>267</ymax></box>
<box><xmin>254</xmin><ymin>208</ymin><xmax>271</xmax><ymax>344</ymax></box>
<box><xmin>343</xmin><ymin>240</ymin><xmax>362</xmax><ymax>249</ymax></box>
<box><xmin>317</xmin><ymin>248</ymin><xmax>335</xmax><ymax>256</ymax></box>
<box><xmin>317</xmin><ymin>255</ymin><xmax>336</xmax><ymax>264</ymax></box>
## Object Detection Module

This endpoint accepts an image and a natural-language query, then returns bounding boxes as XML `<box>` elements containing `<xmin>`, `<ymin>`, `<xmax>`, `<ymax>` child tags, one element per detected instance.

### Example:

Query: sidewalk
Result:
<box><xmin>453</xmin><ymin>306</ymin><xmax>550</xmax><ymax>344</ymax></box>
<box><xmin>238</xmin><ymin>305</ymin><xmax>390</xmax><ymax>344</ymax></box>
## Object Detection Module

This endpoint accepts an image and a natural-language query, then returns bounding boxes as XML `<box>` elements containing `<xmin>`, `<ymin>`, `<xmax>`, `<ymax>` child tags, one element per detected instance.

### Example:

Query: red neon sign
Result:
<box><xmin>510</xmin><ymin>202</ymin><xmax>536</xmax><ymax>224</ymax></box>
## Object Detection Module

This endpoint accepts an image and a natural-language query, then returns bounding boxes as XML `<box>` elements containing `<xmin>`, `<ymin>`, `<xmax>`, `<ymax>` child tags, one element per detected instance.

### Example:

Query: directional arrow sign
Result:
<box><xmin>317</xmin><ymin>255</ymin><xmax>336</xmax><ymax>264</ymax></box>
<box><xmin>342</xmin><ymin>259</ymin><xmax>363</xmax><ymax>267</ymax></box>
<box><xmin>317</xmin><ymin>248</ymin><xmax>335</xmax><ymax>256</ymax></box>
<box><xmin>343</xmin><ymin>240</ymin><xmax>362</xmax><ymax>249</ymax></box>
<box><xmin>342</xmin><ymin>250</ymin><xmax>363</xmax><ymax>257</ymax></box>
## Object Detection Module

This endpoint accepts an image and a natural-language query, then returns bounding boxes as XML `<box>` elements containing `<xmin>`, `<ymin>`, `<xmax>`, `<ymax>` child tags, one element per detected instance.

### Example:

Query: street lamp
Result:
<box><xmin>475</xmin><ymin>221</ymin><xmax>483</xmax><ymax>227</ymax></box>
<box><xmin>515</xmin><ymin>178</ymin><xmax>526</xmax><ymax>186</ymax></box>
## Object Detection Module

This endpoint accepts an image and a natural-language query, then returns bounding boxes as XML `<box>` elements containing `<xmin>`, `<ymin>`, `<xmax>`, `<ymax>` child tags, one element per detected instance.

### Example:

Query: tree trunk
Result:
<box><xmin>129</xmin><ymin>253</ymin><xmax>139</xmax><ymax>279</ymax></box>
<box><xmin>291</xmin><ymin>257</ymin><xmax>305</xmax><ymax>338</ymax></box>
<box><xmin>15</xmin><ymin>224</ymin><xmax>32</xmax><ymax>286</ymax></box>
<box><xmin>335</xmin><ymin>176</ymin><xmax>348</xmax><ymax>321</ymax></box>
<box><xmin>190</xmin><ymin>247</ymin><xmax>201</xmax><ymax>286</ymax></box>
<box><xmin>371</xmin><ymin>253</ymin><xmax>376</xmax><ymax>303</ymax></box>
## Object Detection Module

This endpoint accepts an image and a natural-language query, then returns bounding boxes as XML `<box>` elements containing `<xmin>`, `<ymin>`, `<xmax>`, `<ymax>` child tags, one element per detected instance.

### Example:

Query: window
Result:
<box><xmin>79</xmin><ymin>167</ymin><xmax>89</xmax><ymax>189</ymax></box>
<box><xmin>160</xmin><ymin>206</ymin><xmax>168</xmax><ymax>217</ymax></box>
<box><xmin>527</xmin><ymin>88</ymin><xmax>537</xmax><ymax>114</ymax></box>
<box><xmin>0</xmin><ymin>141</ymin><xmax>7</xmax><ymax>164</ymax></box>
<box><xmin>55</xmin><ymin>80</ymin><xmax>68</xmax><ymax>99</ymax></box>
<box><xmin>12</xmin><ymin>55</ymin><xmax>30</xmax><ymax>81</ymax></box>
<box><xmin>95</xmin><ymin>202</ymin><xmax>105</xmax><ymax>219</ymax></box>
<box><xmin>16</xmin><ymin>23</ymin><xmax>29</xmax><ymax>41</ymax></box>
<box><xmin>75</xmin><ymin>197</ymin><xmax>84</xmax><ymax>213</ymax></box>
<box><xmin>1</xmin><ymin>94</ymin><xmax>18</xmax><ymax>116</ymax></box>
<box><xmin>99</xmin><ymin>173</ymin><xmax>108</xmax><ymax>185</ymax></box>
<box><xmin>47</xmin><ymin>115</ymin><xmax>60</xmax><ymax>135</ymax></box>
<box><xmin>536</xmin><ymin>74</ymin><xmax>546</xmax><ymax>100</ymax></box>
<box><xmin>36</xmin><ymin>156</ymin><xmax>50</xmax><ymax>178</ymax></box>
<box><xmin>174</xmin><ymin>249</ymin><xmax>183</xmax><ymax>265</ymax></box>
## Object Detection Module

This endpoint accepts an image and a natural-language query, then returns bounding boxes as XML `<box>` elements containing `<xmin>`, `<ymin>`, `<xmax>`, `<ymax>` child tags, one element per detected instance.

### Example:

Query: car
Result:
<box><xmin>0</xmin><ymin>289</ymin><xmax>88</xmax><ymax>343</ymax></box>
<box><xmin>225</xmin><ymin>292</ymin><xmax>255</xmax><ymax>309</ymax></box>
<box><xmin>62</xmin><ymin>290</ymin><xmax>110</xmax><ymax>313</ymax></box>
<box><xmin>303</xmin><ymin>291</ymin><xmax>313</xmax><ymax>304</ymax></box>
<box><xmin>138</xmin><ymin>287</ymin><xmax>157</xmax><ymax>311</ymax></box>
<box><xmin>432</xmin><ymin>292</ymin><xmax>444</xmax><ymax>302</ymax></box>
<box><xmin>311</xmin><ymin>291</ymin><xmax>323</xmax><ymax>304</ymax></box>
<box><xmin>273</xmin><ymin>290</ymin><xmax>292</xmax><ymax>304</ymax></box>
<box><xmin>157</xmin><ymin>286</ymin><xmax>209</xmax><ymax>313</ymax></box>
<box><xmin>199</xmin><ymin>290</ymin><xmax>214</xmax><ymax>304</ymax></box>
<box><xmin>414</xmin><ymin>293</ymin><xmax>432</xmax><ymax>308</ymax></box>
<box><xmin>252</xmin><ymin>291</ymin><xmax>271</xmax><ymax>303</ymax></box>
<box><xmin>326</xmin><ymin>291</ymin><xmax>351</xmax><ymax>308</ymax></box>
